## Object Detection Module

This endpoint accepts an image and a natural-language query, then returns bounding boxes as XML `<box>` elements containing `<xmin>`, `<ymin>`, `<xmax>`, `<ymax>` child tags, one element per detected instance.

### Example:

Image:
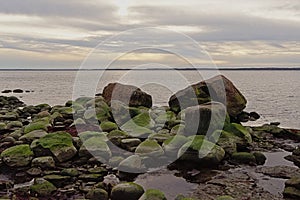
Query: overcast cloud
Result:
<box><xmin>0</xmin><ymin>0</ymin><xmax>299</xmax><ymax>68</ymax></box>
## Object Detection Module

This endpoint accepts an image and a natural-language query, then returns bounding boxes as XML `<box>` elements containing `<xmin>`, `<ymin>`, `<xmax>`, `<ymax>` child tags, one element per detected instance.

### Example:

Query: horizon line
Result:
<box><xmin>0</xmin><ymin>67</ymin><xmax>300</xmax><ymax>71</ymax></box>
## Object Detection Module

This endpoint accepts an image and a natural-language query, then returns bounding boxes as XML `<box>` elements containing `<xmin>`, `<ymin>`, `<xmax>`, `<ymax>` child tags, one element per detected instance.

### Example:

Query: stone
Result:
<box><xmin>43</xmin><ymin>174</ymin><xmax>72</xmax><ymax>187</ymax></box>
<box><xmin>6</xmin><ymin>121</ymin><xmax>23</xmax><ymax>129</ymax></box>
<box><xmin>61</xmin><ymin>168</ymin><xmax>79</xmax><ymax>177</ymax></box>
<box><xmin>100</xmin><ymin>121</ymin><xmax>118</xmax><ymax>132</ymax></box>
<box><xmin>111</xmin><ymin>182</ymin><xmax>144</xmax><ymax>200</ymax></box>
<box><xmin>13</xmin><ymin>89</ymin><xmax>23</xmax><ymax>93</ymax></box>
<box><xmin>253</xmin><ymin>152</ymin><xmax>267</xmax><ymax>165</ymax></box>
<box><xmin>184</xmin><ymin>102</ymin><xmax>227</xmax><ymax>136</ymax></box>
<box><xmin>286</xmin><ymin>176</ymin><xmax>300</xmax><ymax>190</ymax></box>
<box><xmin>32</xmin><ymin>131</ymin><xmax>77</xmax><ymax>162</ymax></box>
<box><xmin>231</xmin><ymin>152</ymin><xmax>256</xmax><ymax>164</ymax></box>
<box><xmin>135</xmin><ymin>140</ymin><xmax>164</xmax><ymax>157</ymax></box>
<box><xmin>256</xmin><ymin>166</ymin><xmax>300</xmax><ymax>179</ymax></box>
<box><xmin>79</xmin><ymin>136</ymin><xmax>111</xmax><ymax>160</ymax></box>
<box><xmin>19</xmin><ymin>130</ymin><xmax>48</xmax><ymax>143</ymax></box>
<box><xmin>102</xmin><ymin>82</ymin><xmax>152</xmax><ymax>108</ymax></box>
<box><xmin>121</xmin><ymin>120</ymin><xmax>153</xmax><ymax>139</ymax></box>
<box><xmin>283</xmin><ymin>187</ymin><xmax>300</xmax><ymax>199</ymax></box>
<box><xmin>118</xmin><ymin>155</ymin><xmax>143</xmax><ymax>173</ymax></box>
<box><xmin>24</xmin><ymin>120</ymin><xmax>51</xmax><ymax>134</ymax></box>
<box><xmin>121</xmin><ymin>138</ymin><xmax>141</xmax><ymax>150</ymax></box>
<box><xmin>0</xmin><ymin>144</ymin><xmax>34</xmax><ymax>167</ymax></box>
<box><xmin>223</xmin><ymin>123</ymin><xmax>252</xmax><ymax>144</ymax></box>
<box><xmin>216</xmin><ymin>196</ymin><xmax>235</xmax><ymax>200</ymax></box>
<box><xmin>1</xmin><ymin>89</ymin><xmax>12</xmax><ymax>93</ymax></box>
<box><xmin>148</xmin><ymin>133</ymin><xmax>171</xmax><ymax>143</ymax></box>
<box><xmin>32</xmin><ymin>156</ymin><xmax>55</xmax><ymax>169</ymax></box>
<box><xmin>78</xmin><ymin>173</ymin><xmax>103</xmax><ymax>182</ymax></box>
<box><xmin>86</xmin><ymin>188</ymin><xmax>108</xmax><ymax>200</ymax></box>
<box><xmin>30</xmin><ymin>178</ymin><xmax>57</xmax><ymax>197</ymax></box>
<box><xmin>169</xmin><ymin>75</ymin><xmax>247</xmax><ymax>117</ymax></box>
<box><xmin>163</xmin><ymin>135</ymin><xmax>189</xmax><ymax>156</ymax></box>
<box><xmin>79</xmin><ymin>131</ymin><xmax>108</xmax><ymax>142</ymax></box>
<box><xmin>178</xmin><ymin>136</ymin><xmax>225</xmax><ymax>166</ymax></box>
<box><xmin>139</xmin><ymin>189</ymin><xmax>167</xmax><ymax>200</ymax></box>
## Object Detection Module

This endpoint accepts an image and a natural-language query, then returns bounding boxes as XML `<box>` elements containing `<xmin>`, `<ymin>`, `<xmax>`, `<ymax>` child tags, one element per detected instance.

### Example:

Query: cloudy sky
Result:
<box><xmin>0</xmin><ymin>0</ymin><xmax>299</xmax><ymax>69</ymax></box>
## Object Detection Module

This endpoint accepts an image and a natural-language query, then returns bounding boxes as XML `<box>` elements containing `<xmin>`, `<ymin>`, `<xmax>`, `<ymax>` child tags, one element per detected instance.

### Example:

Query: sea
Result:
<box><xmin>0</xmin><ymin>69</ymin><xmax>299</xmax><ymax>129</ymax></box>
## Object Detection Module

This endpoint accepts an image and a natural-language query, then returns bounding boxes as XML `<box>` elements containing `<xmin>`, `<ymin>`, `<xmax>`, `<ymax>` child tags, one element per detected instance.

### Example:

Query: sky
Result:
<box><xmin>0</xmin><ymin>0</ymin><xmax>299</xmax><ymax>69</ymax></box>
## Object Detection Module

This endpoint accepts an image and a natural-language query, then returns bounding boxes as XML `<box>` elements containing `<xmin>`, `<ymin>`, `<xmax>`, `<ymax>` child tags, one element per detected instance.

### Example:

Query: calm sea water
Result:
<box><xmin>0</xmin><ymin>70</ymin><xmax>299</xmax><ymax>128</ymax></box>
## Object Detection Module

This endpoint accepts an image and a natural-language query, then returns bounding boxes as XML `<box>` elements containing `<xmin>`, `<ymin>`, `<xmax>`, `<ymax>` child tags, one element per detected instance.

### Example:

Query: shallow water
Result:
<box><xmin>134</xmin><ymin>168</ymin><xmax>197</xmax><ymax>199</ymax></box>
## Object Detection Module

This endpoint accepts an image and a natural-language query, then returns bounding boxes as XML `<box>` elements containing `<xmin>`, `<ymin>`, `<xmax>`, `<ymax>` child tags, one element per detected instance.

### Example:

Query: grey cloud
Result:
<box><xmin>0</xmin><ymin>0</ymin><xmax>117</xmax><ymax>21</ymax></box>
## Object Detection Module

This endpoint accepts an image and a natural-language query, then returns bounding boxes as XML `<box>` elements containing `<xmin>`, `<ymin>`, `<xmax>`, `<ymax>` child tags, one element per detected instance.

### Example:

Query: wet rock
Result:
<box><xmin>0</xmin><ymin>144</ymin><xmax>34</xmax><ymax>167</ymax></box>
<box><xmin>1</xmin><ymin>89</ymin><xmax>12</xmax><ymax>93</ymax></box>
<box><xmin>163</xmin><ymin>135</ymin><xmax>188</xmax><ymax>156</ymax></box>
<box><xmin>30</xmin><ymin>178</ymin><xmax>57</xmax><ymax>197</ymax></box>
<box><xmin>231</xmin><ymin>152</ymin><xmax>256</xmax><ymax>165</ymax></box>
<box><xmin>121</xmin><ymin>138</ymin><xmax>141</xmax><ymax>151</ymax></box>
<box><xmin>61</xmin><ymin>168</ymin><xmax>79</xmax><ymax>177</ymax></box>
<box><xmin>286</xmin><ymin>176</ymin><xmax>300</xmax><ymax>190</ymax></box>
<box><xmin>139</xmin><ymin>189</ymin><xmax>167</xmax><ymax>200</ymax></box>
<box><xmin>169</xmin><ymin>75</ymin><xmax>247</xmax><ymax>117</ymax></box>
<box><xmin>118</xmin><ymin>155</ymin><xmax>143</xmax><ymax>173</ymax></box>
<box><xmin>79</xmin><ymin>136</ymin><xmax>111</xmax><ymax>160</ymax></box>
<box><xmin>184</xmin><ymin>102</ymin><xmax>227</xmax><ymax>136</ymax></box>
<box><xmin>135</xmin><ymin>140</ymin><xmax>164</xmax><ymax>157</ymax></box>
<box><xmin>32</xmin><ymin>131</ymin><xmax>77</xmax><ymax>162</ymax></box>
<box><xmin>283</xmin><ymin>187</ymin><xmax>300</xmax><ymax>199</ymax></box>
<box><xmin>216</xmin><ymin>196</ymin><xmax>235</xmax><ymax>200</ymax></box>
<box><xmin>249</xmin><ymin>112</ymin><xmax>260</xmax><ymax>121</ymax></box>
<box><xmin>256</xmin><ymin>166</ymin><xmax>300</xmax><ymax>179</ymax></box>
<box><xmin>236</xmin><ymin>111</ymin><xmax>250</xmax><ymax>123</ymax></box>
<box><xmin>86</xmin><ymin>188</ymin><xmax>108</xmax><ymax>200</ymax></box>
<box><xmin>178</xmin><ymin>136</ymin><xmax>225</xmax><ymax>167</ymax></box>
<box><xmin>111</xmin><ymin>182</ymin><xmax>144</xmax><ymax>200</ymax></box>
<box><xmin>24</xmin><ymin>120</ymin><xmax>51</xmax><ymax>134</ymax></box>
<box><xmin>102</xmin><ymin>82</ymin><xmax>152</xmax><ymax>108</ymax></box>
<box><xmin>43</xmin><ymin>174</ymin><xmax>72</xmax><ymax>187</ymax></box>
<box><xmin>252</xmin><ymin>152</ymin><xmax>267</xmax><ymax>165</ymax></box>
<box><xmin>32</xmin><ymin>156</ymin><xmax>55</xmax><ymax>169</ymax></box>
<box><xmin>19</xmin><ymin>130</ymin><xmax>48</xmax><ymax>143</ymax></box>
<box><xmin>13</xmin><ymin>89</ymin><xmax>23</xmax><ymax>93</ymax></box>
<box><xmin>100</xmin><ymin>121</ymin><xmax>118</xmax><ymax>132</ymax></box>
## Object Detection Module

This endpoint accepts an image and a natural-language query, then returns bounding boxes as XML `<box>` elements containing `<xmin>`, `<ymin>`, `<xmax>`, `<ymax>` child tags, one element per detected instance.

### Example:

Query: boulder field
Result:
<box><xmin>0</xmin><ymin>75</ymin><xmax>299</xmax><ymax>199</ymax></box>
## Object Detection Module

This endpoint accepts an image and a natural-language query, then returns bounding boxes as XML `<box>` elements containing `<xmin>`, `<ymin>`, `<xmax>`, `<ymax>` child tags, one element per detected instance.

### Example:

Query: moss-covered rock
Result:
<box><xmin>178</xmin><ymin>136</ymin><xmax>225</xmax><ymax>166</ymax></box>
<box><xmin>43</xmin><ymin>174</ymin><xmax>72</xmax><ymax>187</ymax></box>
<box><xmin>30</xmin><ymin>178</ymin><xmax>57</xmax><ymax>197</ymax></box>
<box><xmin>24</xmin><ymin>120</ymin><xmax>51</xmax><ymax>134</ymax></box>
<box><xmin>32</xmin><ymin>131</ymin><xmax>77</xmax><ymax>162</ymax></box>
<box><xmin>170</xmin><ymin>124</ymin><xmax>185</xmax><ymax>135</ymax></box>
<box><xmin>231</xmin><ymin>152</ymin><xmax>256</xmax><ymax>164</ymax></box>
<box><xmin>121</xmin><ymin>120</ymin><xmax>153</xmax><ymax>138</ymax></box>
<box><xmin>79</xmin><ymin>136</ymin><xmax>111</xmax><ymax>160</ymax></box>
<box><xmin>86</xmin><ymin>188</ymin><xmax>109</xmax><ymax>200</ymax></box>
<box><xmin>139</xmin><ymin>189</ymin><xmax>167</xmax><ymax>200</ymax></box>
<box><xmin>132</xmin><ymin>112</ymin><xmax>155</xmax><ymax>129</ymax></box>
<box><xmin>79</xmin><ymin>131</ymin><xmax>108</xmax><ymax>142</ymax></box>
<box><xmin>19</xmin><ymin>130</ymin><xmax>48</xmax><ymax>143</ymax></box>
<box><xmin>163</xmin><ymin>135</ymin><xmax>188</xmax><ymax>156</ymax></box>
<box><xmin>0</xmin><ymin>144</ymin><xmax>34</xmax><ymax>167</ymax></box>
<box><xmin>135</xmin><ymin>140</ymin><xmax>164</xmax><ymax>157</ymax></box>
<box><xmin>6</xmin><ymin>121</ymin><xmax>23</xmax><ymax>129</ymax></box>
<box><xmin>223</xmin><ymin>123</ymin><xmax>252</xmax><ymax>144</ymax></box>
<box><xmin>283</xmin><ymin>186</ymin><xmax>300</xmax><ymax>199</ymax></box>
<box><xmin>111</xmin><ymin>182</ymin><xmax>144</xmax><ymax>200</ymax></box>
<box><xmin>107</xmin><ymin>130</ymin><xmax>128</xmax><ymax>145</ymax></box>
<box><xmin>253</xmin><ymin>152</ymin><xmax>267</xmax><ymax>165</ymax></box>
<box><xmin>118</xmin><ymin>155</ymin><xmax>143</xmax><ymax>172</ymax></box>
<box><xmin>155</xmin><ymin>111</ymin><xmax>176</xmax><ymax>124</ymax></box>
<box><xmin>285</xmin><ymin>176</ymin><xmax>300</xmax><ymax>190</ymax></box>
<box><xmin>148</xmin><ymin>133</ymin><xmax>171</xmax><ymax>143</ymax></box>
<box><xmin>60</xmin><ymin>168</ymin><xmax>79</xmax><ymax>177</ymax></box>
<box><xmin>184</xmin><ymin>102</ymin><xmax>227</xmax><ymax>136</ymax></box>
<box><xmin>32</xmin><ymin>156</ymin><xmax>55</xmax><ymax>169</ymax></box>
<box><xmin>216</xmin><ymin>195</ymin><xmax>235</xmax><ymax>200</ymax></box>
<box><xmin>100</xmin><ymin>121</ymin><xmax>118</xmax><ymax>132</ymax></box>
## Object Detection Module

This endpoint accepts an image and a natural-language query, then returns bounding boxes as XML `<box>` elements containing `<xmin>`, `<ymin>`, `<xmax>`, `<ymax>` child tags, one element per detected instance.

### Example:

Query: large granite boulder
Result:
<box><xmin>102</xmin><ymin>83</ymin><xmax>152</xmax><ymax>108</ymax></box>
<box><xmin>169</xmin><ymin>75</ymin><xmax>247</xmax><ymax>117</ymax></box>
<box><xmin>184</xmin><ymin>102</ymin><xmax>227</xmax><ymax>136</ymax></box>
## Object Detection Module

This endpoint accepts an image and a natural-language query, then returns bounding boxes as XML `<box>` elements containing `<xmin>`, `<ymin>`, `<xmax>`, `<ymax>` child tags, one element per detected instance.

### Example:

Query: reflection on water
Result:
<box><xmin>134</xmin><ymin>168</ymin><xmax>197</xmax><ymax>199</ymax></box>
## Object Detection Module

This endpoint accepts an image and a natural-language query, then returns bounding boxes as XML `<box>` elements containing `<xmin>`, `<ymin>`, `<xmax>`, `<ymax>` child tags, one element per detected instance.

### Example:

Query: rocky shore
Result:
<box><xmin>0</xmin><ymin>75</ymin><xmax>300</xmax><ymax>200</ymax></box>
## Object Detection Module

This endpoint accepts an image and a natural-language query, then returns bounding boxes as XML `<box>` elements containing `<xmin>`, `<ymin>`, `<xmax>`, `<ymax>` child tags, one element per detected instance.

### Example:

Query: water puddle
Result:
<box><xmin>253</xmin><ymin>149</ymin><xmax>298</xmax><ymax>197</ymax></box>
<box><xmin>263</xmin><ymin>150</ymin><xmax>294</xmax><ymax>167</ymax></box>
<box><xmin>134</xmin><ymin>168</ymin><xmax>198</xmax><ymax>199</ymax></box>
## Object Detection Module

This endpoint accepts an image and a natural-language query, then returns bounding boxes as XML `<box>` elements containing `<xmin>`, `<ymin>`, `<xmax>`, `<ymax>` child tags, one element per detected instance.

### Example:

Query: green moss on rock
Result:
<box><xmin>139</xmin><ymin>189</ymin><xmax>167</xmax><ymax>200</ymax></box>
<box><xmin>0</xmin><ymin>144</ymin><xmax>33</xmax><ymax>167</ymax></box>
